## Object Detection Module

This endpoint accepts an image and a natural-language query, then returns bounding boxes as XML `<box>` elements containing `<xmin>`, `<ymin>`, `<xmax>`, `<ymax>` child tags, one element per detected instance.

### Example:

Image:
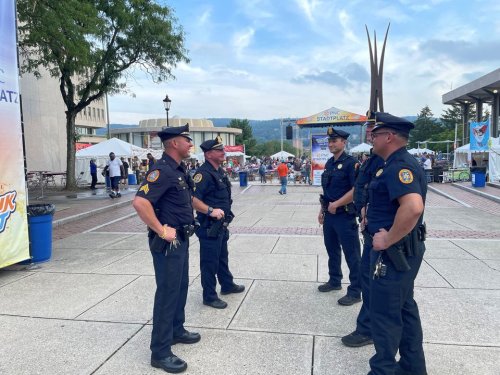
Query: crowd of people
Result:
<box><xmin>129</xmin><ymin>112</ymin><xmax>428</xmax><ymax>375</ymax></box>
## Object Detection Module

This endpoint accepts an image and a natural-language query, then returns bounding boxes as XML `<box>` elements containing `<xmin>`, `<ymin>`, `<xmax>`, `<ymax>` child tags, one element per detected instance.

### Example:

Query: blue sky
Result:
<box><xmin>108</xmin><ymin>0</ymin><xmax>500</xmax><ymax>124</ymax></box>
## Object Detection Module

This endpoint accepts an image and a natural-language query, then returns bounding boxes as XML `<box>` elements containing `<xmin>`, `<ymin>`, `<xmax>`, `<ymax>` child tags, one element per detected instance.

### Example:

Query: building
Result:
<box><xmin>19</xmin><ymin>67</ymin><xmax>107</xmax><ymax>172</ymax></box>
<box><xmin>111</xmin><ymin>117</ymin><xmax>242</xmax><ymax>155</ymax></box>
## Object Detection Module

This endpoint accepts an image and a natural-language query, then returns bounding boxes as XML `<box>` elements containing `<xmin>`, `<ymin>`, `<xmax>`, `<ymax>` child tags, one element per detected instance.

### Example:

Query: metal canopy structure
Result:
<box><xmin>442</xmin><ymin>68</ymin><xmax>500</xmax><ymax>141</ymax></box>
<box><xmin>296</xmin><ymin>106</ymin><xmax>367</xmax><ymax>129</ymax></box>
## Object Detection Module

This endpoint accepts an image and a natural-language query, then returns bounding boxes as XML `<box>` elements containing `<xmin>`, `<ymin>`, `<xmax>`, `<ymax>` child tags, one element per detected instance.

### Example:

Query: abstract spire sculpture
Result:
<box><xmin>366</xmin><ymin>23</ymin><xmax>390</xmax><ymax>114</ymax></box>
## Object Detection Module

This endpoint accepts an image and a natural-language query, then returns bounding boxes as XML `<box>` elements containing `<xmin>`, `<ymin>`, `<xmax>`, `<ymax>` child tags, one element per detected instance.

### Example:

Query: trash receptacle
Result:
<box><xmin>239</xmin><ymin>171</ymin><xmax>248</xmax><ymax>187</ymax></box>
<box><xmin>432</xmin><ymin>166</ymin><xmax>443</xmax><ymax>183</ymax></box>
<box><xmin>470</xmin><ymin>166</ymin><xmax>486</xmax><ymax>187</ymax></box>
<box><xmin>27</xmin><ymin>204</ymin><xmax>56</xmax><ymax>263</ymax></box>
<box><xmin>128</xmin><ymin>173</ymin><xmax>137</xmax><ymax>185</ymax></box>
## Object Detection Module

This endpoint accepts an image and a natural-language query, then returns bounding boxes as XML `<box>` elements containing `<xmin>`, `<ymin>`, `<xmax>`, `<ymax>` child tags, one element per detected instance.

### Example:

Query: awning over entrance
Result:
<box><xmin>296</xmin><ymin>106</ymin><xmax>367</xmax><ymax>128</ymax></box>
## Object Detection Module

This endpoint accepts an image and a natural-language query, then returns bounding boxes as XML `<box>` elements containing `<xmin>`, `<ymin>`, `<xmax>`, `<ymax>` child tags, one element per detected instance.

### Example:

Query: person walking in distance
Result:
<box><xmin>277</xmin><ymin>160</ymin><xmax>288</xmax><ymax>194</ymax></box>
<box><xmin>103</xmin><ymin>152</ymin><xmax>124</xmax><ymax>198</ymax></box>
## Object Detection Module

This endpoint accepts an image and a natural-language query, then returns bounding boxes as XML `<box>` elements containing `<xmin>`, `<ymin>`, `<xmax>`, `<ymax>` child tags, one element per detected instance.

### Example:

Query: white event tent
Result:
<box><xmin>349</xmin><ymin>142</ymin><xmax>371</xmax><ymax>154</ymax></box>
<box><xmin>408</xmin><ymin>148</ymin><xmax>435</xmax><ymax>155</ymax></box>
<box><xmin>270</xmin><ymin>150</ymin><xmax>295</xmax><ymax>159</ymax></box>
<box><xmin>453</xmin><ymin>138</ymin><xmax>500</xmax><ymax>182</ymax></box>
<box><xmin>75</xmin><ymin>138</ymin><xmax>155</xmax><ymax>183</ymax></box>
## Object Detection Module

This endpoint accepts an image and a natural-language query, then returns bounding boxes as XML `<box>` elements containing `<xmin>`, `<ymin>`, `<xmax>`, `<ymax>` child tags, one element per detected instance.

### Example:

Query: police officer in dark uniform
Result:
<box><xmin>317</xmin><ymin>127</ymin><xmax>362</xmax><ymax>306</ymax></box>
<box><xmin>366</xmin><ymin>113</ymin><xmax>427</xmax><ymax>375</ymax></box>
<box><xmin>342</xmin><ymin>121</ymin><xmax>385</xmax><ymax>347</ymax></box>
<box><xmin>192</xmin><ymin>136</ymin><xmax>245</xmax><ymax>309</ymax></box>
<box><xmin>133</xmin><ymin>124</ymin><xmax>200</xmax><ymax>374</ymax></box>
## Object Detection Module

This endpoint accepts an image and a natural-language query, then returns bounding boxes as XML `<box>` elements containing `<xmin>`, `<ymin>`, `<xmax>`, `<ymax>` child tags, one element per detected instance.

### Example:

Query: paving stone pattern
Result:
<box><xmin>1</xmin><ymin>183</ymin><xmax>497</xmax><ymax>374</ymax></box>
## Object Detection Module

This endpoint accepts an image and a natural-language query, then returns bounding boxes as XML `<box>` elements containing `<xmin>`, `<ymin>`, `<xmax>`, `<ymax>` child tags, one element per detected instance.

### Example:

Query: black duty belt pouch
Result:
<box><xmin>385</xmin><ymin>241</ymin><xmax>411</xmax><ymax>272</ymax></box>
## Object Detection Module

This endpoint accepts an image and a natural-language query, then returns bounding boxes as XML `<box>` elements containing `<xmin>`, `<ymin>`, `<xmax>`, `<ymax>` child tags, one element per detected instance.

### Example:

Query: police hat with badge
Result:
<box><xmin>200</xmin><ymin>136</ymin><xmax>224</xmax><ymax>153</ymax></box>
<box><xmin>373</xmin><ymin>112</ymin><xmax>415</xmax><ymax>136</ymax></box>
<box><xmin>327</xmin><ymin>127</ymin><xmax>350</xmax><ymax>140</ymax></box>
<box><xmin>157</xmin><ymin>124</ymin><xmax>192</xmax><ymax>142</ymax></box>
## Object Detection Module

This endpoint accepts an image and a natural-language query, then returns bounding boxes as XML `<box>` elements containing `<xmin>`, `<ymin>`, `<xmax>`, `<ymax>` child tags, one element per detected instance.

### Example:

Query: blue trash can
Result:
<box><xmin>239</xmin><ymin>171</ymin><xmax>248</xmax><ymax>187</ymax></box>
<box><xmin>471</xmin><ymin>167</ymin><xmax>486</xmax><ymax>188</ymax></box>
<box><xmin>128</xmin><ymin>173</ymin><xmax>137</xmax><ymax>185</ymax></box>
<box><xmin>27</xmin><ymin>204</ymin><xmax>56</xmax><ymax>263</ymax></box>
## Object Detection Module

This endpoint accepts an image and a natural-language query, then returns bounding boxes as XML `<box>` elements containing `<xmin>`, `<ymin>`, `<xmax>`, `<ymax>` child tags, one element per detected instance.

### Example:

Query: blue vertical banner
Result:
<box><xmin>311</xmin><ymin>135</ymin><xmax>331</xmax><ymax>186</ymax></box>
<box><xmin>470</xmin><ymin>119</ymin><xmax>490</xmax><ymax>151</ymax></box>
<box><xmin>0</xmin><ymin>0</ymin><xmax>30</xmax><ymax>268</ymax></box>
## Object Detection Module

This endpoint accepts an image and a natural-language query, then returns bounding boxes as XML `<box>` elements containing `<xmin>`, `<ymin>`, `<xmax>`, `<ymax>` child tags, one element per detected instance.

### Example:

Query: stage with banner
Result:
<box><xmin>0</xmin><ymin>0</ymin><xmax>30</xmax><ymax>268</ymax></box>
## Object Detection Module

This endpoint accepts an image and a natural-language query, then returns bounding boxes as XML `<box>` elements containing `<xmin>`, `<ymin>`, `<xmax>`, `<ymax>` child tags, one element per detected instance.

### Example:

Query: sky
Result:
<box><xmin>108</xmin><ymin>0</ymin><xmax>500</xmax><ymax>124</ymax></box>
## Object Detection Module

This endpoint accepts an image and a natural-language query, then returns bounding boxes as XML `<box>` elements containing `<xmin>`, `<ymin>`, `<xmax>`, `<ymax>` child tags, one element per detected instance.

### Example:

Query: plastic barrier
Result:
<box><xmin>26</xmin><ymin>204</ymin><xmax>56</xmax><ymax>263</ymax></box>
<box><xmin>239</xmin><ymin>171</ymin><xmax>248</xmax><ymax>187</ymax></box>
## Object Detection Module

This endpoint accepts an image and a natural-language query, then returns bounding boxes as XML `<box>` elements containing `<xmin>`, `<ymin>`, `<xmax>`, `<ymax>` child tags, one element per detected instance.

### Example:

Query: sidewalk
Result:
<box><xmin>1</xmin><ymin>184</ymin><xmax>499</xmax><ymax>374</ymax></box>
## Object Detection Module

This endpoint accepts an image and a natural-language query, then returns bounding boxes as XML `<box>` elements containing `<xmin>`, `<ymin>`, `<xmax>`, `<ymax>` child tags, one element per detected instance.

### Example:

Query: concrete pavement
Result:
<box><xmin>1</xmin><ymin>182</ymin><xmax>499</xmax><ymax>374</ymax></box>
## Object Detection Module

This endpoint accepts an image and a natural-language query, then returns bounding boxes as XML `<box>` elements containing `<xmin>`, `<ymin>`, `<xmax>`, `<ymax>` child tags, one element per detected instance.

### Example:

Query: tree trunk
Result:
<box><xmin>65</xmin><ymin>111</ymin><xmax>77</xmax><ymax>189</ymax></box>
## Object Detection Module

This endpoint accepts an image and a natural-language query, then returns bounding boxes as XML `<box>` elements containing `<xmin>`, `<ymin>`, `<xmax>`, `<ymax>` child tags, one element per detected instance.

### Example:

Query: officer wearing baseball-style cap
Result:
<box><xmin>157</xmin><ymin>124</ymin><xmax>192</xmax><ymax>141</ymax></box>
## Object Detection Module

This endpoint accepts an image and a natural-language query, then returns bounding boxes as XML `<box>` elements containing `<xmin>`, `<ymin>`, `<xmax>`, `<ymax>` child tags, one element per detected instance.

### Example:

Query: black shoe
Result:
<box><xmin>338</xmin><ymin>295</ymin><xmax>362</xmax><ymax>306</ymax></box>
<box><xmin>341</xmin><ymin>331</ymin><xmax>373</xmax><ymax>347</ymax></box>
<box><xmin>220</xmin><ymin>284</ymin><xmax>245</xmax><ymax>295</ymax></box>
<box><xmin>151</xmin><ymin>355</ymin><xmax>187</xmax><ymax>373</ymax></box>
<box><xmin>172</xmin><ymin>330</ymin><xmax>201</xmax><ymax>345</ymax></box>
<box><xmin>279</xmin><ymin>191</ymin><xmax>283</xmax><ymax>195</ymax></box>
<box><xmin>317</xmin><ymin>282</ymin><xmax>342</xmax><ymax>292</ymax></box>
<box><xmin>203</xmin><ymin>298</ymin><xmax>227</xmax><ymax>309</ymax></box>
<box><xmin>116</xmin><ymin>192</ymin><xmax>122</xmax><ymax>197</ymax></box>
<box><xmin>109</xmin><ymin>192</ymin><xmax>115</xmax><ymax>199</ymax></box>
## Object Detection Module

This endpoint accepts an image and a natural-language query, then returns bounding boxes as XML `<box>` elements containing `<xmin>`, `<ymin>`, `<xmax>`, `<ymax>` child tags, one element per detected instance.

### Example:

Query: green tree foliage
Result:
<box><xmin>17</xmin><ymin>0</ymin><xmax>188</xmax><ymax>188</ymax></box>
<box><xmin>409</xmin><ymin>105</ymin><xmax>442</xmax><ymax>148</ymax></box>
<box><xmin>228</xmin><ymin>119</ymin><xmax>257</xmax><ymax>155</ymax></box>
<box><xmin>253</xmin><ymin>141</ymin><xmax>297</xmax><ymax>158</ymax></box>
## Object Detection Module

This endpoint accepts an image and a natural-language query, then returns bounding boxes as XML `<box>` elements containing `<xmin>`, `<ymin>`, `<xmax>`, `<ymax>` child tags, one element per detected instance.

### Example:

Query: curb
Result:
<box><xmin>53</xmin><ymin>198</ymin><xmax>133</xmax><ymax>228</ymax></box>
<box><xmin>451</xmin><ymin>183</ymin><xmax>500</xmax><ymax>204</ymax></box>
<box><xmin>427</xmin><ymin>185</ymin><xmax>471</xmax><ymax>207</ymax></box>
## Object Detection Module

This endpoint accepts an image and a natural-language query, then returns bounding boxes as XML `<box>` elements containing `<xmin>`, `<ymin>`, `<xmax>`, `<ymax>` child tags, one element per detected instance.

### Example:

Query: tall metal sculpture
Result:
<box><xmin>366</xmin><ymin>23</ymin><xmax>390</xmax><ymax>114</ymax></box>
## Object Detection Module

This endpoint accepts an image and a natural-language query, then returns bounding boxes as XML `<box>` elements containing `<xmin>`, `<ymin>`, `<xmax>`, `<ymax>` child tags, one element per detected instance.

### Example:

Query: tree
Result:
<box><xmin>17</xmin><ymin>0</ymin><xmax>188</xmax><ymax>188</ymax></box>
<box><xmin>228</xmin><ymin>119</ymin><xmax>257</xmax><ymax>155</ymax></box>
<box><xmin>409</xmin><ymin>105</ymin><xmax>442</xmax><ymax>148</ymax></box>
<box><xmin>253</xmin><ymin>140</ymin><xmax>297</xmax><ymax>158</ymax></box>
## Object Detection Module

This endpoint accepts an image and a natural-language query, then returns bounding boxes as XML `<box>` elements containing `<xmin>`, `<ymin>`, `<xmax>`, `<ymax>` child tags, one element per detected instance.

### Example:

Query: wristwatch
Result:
<box><xmin>207</xmin><ymin>206</ymin><xmax>214</xmax><ymax>216</ymax></box>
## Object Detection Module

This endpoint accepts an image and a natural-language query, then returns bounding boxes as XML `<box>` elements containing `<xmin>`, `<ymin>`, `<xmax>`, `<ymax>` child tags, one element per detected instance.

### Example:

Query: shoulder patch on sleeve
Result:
<box><xmin>193</xmin><ymin>173</ymin><xmax>203</xmax><ymax>183</ymax></box>
<box><xmin>139</xmin><ymin>184</ymin><xmax>149</xmax><ymax>194</ymax></box>
<box><xmin>399</xmin><ymin>169</ymin><xmax>414</xmax><ymax>184</ymax></box>
<box><xmin>147</xmin><ymin>170</ymin><xmax>160</xmax><ymax>183</ymax></box>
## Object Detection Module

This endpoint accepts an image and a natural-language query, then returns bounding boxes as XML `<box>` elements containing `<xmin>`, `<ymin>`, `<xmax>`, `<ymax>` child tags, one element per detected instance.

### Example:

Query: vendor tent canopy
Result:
<box><xmin>75</xmin><ymin>138</ymin><xmax>148</xmax><ymax>183</ymax></box>
<box><xmin>489</xmin><ymin>141</ymin><xmax>500</xmax><ymax>182</ymax></box>
<box><xmin>408</xmin><ymin>148</ymin><xmax>435</xmax><ymax>155</ymax></box>
<box><xmin>270</xmin><ymin>151</ymin><xmax>295</xmax><ymax>159</ymax></box>
<box><xmin>349</xmin><ymin>142</ymin><xmax>371</xmax><ymax>154</ymax></box>
<box><xmin>296</xmin><ymin>106</ymin><xmax>367</xmax><ymax>128</ymax></box>
<box><xmin>453</xmin><ymin>137</ymin><xmax>499</xmax><ymax>169</ymax></box>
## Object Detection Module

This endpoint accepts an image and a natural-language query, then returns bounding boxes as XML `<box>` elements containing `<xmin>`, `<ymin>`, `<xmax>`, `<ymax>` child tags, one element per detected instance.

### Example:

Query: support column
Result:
<box><xmin>475</xmin><ymin>99</ymin><xmax>483</xmax><ymax>122</ymax></box>
<box><xmin>492</xmin><ymin>92</ymin><xmax>499</xmax><ymax>138</ymax></box>
<box><xmin>462</xmin><ymin>103</ymin><xmax>470</xmax><ymax>145</ymax></box>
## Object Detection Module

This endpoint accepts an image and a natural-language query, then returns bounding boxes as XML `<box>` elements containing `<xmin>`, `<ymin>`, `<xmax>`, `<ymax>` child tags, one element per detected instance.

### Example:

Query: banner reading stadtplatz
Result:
<box><xmin>0</xmin><ymin>0</ymin><xmax>30</xmax><ymax>268</ymax></box>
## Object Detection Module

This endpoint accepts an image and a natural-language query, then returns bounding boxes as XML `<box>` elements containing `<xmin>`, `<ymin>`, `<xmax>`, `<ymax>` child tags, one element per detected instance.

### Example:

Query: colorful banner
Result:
<box><xmin>470</xmin><ymin>119</ymin><xmax>490</xmax><ymax>151</ymax></box>
<box><xmin>297</xmin><ymin>106</ymin><xmax>367</xmax><ymax>127</ymax></box>
<box><xmin>311</xmin><ymin>135</ymin><xmax>331</xmax><ymax>186</ymax></box>
<box><xmin>224</xmin><ymin>145</ymin><xmax>244</xmax><ymax>152</ymax></box>
<box><xmin>0</xmin><ymin>0</ymin><xmax>30</xmax><ymax>268</ymax></box>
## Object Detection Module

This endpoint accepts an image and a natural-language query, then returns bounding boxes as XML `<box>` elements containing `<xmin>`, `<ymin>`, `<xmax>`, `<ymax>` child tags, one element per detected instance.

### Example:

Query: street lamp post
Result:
<box><xmin>163</xmin><ymin>94</ymin><xmax>172</xmax><ymax>127</ymax></box>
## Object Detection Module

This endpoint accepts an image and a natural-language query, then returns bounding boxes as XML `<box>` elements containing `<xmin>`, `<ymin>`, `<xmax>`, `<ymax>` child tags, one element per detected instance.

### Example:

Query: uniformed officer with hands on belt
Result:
<box><xmin>342</xmin><ymin>120</ymin><xmax>385</xmax><ymax>348</ymax></box>
<box><xmin>366</xmin><ymin>112</ymin><xmax>427</xmax><ymax>375</ymax></box>
<box><xmin>133</xmin><ymin>124</ymin><xmax>200</xmax><ymax>374</ymax></box>
<box><xmin>318</xmin><ymin>127</ymin><xmax>362</xmax><ymax>306</ymax></box>
<box><xmin>192</xmin><ymin>136</ymin><xmax>245</xmax><ymax>309</ymax></box>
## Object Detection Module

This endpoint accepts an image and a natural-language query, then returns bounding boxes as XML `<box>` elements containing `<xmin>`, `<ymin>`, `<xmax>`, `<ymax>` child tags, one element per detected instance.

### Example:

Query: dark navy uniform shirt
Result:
<box><xmin>353</xmin><ymin>154</ymin><xmax>384</xmax><ymax>215</ymax></box>
<box><xmin>367</xmin><ymin>147</ymin><xmax>427</xmax><ymax>234</ymax></box>
<box><xmin>193</xmin><ymin>162</ymin><xmax>232</xmax><ymax>220</ymax></box>
<box><xmin>321</xmin><ymin>151</ymin><xmax>358</xmax><ymax>201</ymax></box>
<box><xmin>135</xmin><ymin>153</ymin><xmax>194</xmax><ymax>227</ymax></box>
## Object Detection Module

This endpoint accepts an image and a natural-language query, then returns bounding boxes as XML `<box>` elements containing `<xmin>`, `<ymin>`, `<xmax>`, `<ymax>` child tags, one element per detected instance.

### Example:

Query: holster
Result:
<box><xmin>386</xmin><ymin>240</ymin><xmax>411</xmax><ymax>272</ymax></box>
<box><xmin>148</xmin><ymin>228</ymin><xmax>169</xmax><ymax>254</ymax></box>
<box><xmin>207</xmin><ymin>213</ymin><xmax>234</xmax><ymax>238</ymax></box>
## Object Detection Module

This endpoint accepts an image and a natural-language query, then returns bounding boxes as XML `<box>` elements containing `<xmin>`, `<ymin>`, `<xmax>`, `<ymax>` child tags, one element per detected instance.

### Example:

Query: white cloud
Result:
<box><xmin>232</xmin><ymin>28</ymin><xmax>255</xmax><ymax>57</ymax></box>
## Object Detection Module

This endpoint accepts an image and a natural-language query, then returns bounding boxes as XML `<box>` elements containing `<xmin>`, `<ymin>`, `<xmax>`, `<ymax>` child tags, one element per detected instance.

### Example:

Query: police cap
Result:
<box><xmin>372</xmin><ymin>112</ymin><xmax>414</xmax><ymax>136</ymax></box>
<box><xmin>157</xmin><ymin>124</ymin><xmax>192</xmax><ymax>141</ymax></box>
<box><xmin>200</xmin><ymin>135</ymin><xmax>224</xmax><ymax>152</ymax></box>
<box><xmin>327</xmin><ymin>127</ymin><xmax>350</xmax><ymax>140</ymax></box>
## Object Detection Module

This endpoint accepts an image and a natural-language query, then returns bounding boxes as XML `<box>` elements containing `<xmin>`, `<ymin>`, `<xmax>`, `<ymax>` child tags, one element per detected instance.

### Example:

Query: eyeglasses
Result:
<box><xmin>370</xmin><ymin>131</ymin><xmax>395</xmax><ymax>140</ymax></box>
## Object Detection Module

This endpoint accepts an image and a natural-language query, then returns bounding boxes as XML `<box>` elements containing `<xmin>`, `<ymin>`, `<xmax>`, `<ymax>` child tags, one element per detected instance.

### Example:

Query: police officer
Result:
<box><xmin>132</xmin><ymin>124</ymin><xmax>200</xmax><ymax>374</ymax></box>
<box><xmin>342</xmin><ymin>121</ymin><xmax>385</xmax><ymax>347</ymax></box>
<box><xmin>366</xmin><ymin>113</ymin><xmax>427</xmax><ymax>375</ymax></box>
<box><xmin>318</xmin><ymin>127</ymin><xmax>362</xmax><ymax>306</ymax></box>
<box><xmin>192</xmin><ymin>136</ymin><xmax>245</xmax><ymax>309</ymax></box>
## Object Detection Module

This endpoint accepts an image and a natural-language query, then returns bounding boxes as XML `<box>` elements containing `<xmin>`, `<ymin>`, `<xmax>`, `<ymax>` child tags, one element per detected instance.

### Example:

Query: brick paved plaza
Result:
<box><xmin>0</xmin><ymin>182</ymin><xmax>499</xmax><ymax>374</ymax></box>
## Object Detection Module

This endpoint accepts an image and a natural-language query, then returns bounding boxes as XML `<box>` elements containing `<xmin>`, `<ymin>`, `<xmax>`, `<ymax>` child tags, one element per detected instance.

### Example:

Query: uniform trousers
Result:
<box><xmin>322</xmin><ymin>212</ymin><xmax>361</xmax><ymax>297</ymax></box>
<box><xmin>355</xmin><ymin>231</ymin><xmax>373</xmax><ymax>336</ymax></box>
<box><xmin>197</xmin><ymin>228</ymin><xmax>234</xmax><ymax>302</ymax></box>
<box><xmin>368</xmin><ymin>243</ymin><xmax>427</xmax><ymax>375</ymax></box>
<box><xmin>149</xmin><ymin>237</ymin><xmax>189</xmax><ymax>360</ymax></box>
